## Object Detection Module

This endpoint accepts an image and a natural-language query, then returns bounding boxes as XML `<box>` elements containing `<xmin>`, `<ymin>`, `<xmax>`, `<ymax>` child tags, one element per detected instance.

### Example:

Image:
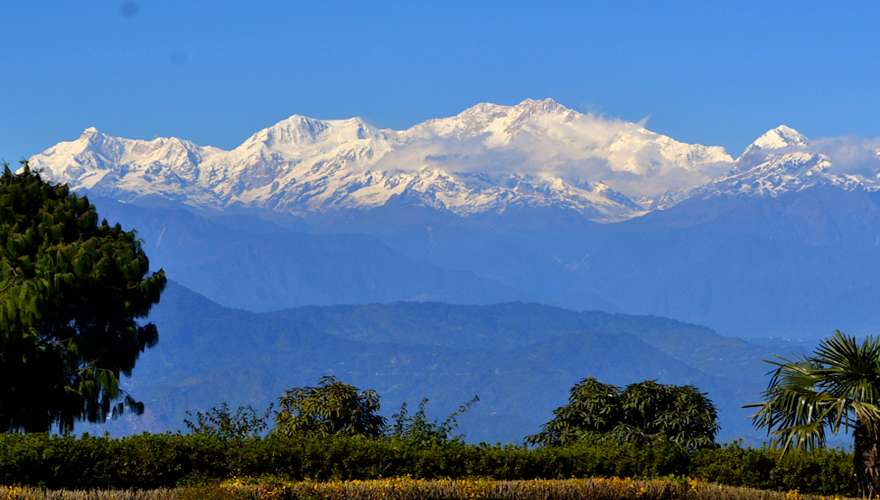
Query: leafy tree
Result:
<box><xmin>390</xmin><ymin>395</ymin><xmax>479</xmax><ymax>445</ymax></box>
<box><xmin>747</xmin><ymin>331</ymin><xmax>880</xmax><ymax>496</ymax></box>
<box><xmin>616</xmin><ymin>380</ymin><xmax>719</xmax><ymax>450</ymax></box>
<box><xmin>527</xmin><ymin>377</ymin><xmax>718</xmax><ymax>451</ymax></box>
<box><xmin>274</xmin><ymin>375</ymin><xmax>385</xmax><ymax>438</ymax></box>
<box><xmin>184</xmin><ymin>402</ymin><xmax>273</xmax><ymax>439</ymax></box>
<box><xmin>526</xmin><ymin>377</ymin><xmax>622</xmax><ymax>447</ymax></box>
<box><xmin>0</xmin><ymin>164</ymin><xmax>166</xmax><ymax>433</ymax></box>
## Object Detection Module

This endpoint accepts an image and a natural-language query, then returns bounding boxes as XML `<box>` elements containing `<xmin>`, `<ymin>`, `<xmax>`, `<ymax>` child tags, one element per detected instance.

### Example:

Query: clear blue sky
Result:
<box><xmin>2</xmin><ymin>1</ymin><xmax>878</xmax><ymax>162</ymax></box>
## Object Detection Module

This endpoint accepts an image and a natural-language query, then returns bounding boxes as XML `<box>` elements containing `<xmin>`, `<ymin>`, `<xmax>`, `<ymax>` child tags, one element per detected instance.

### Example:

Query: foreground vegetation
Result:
<box><xmin>0</xmin><ymin>477</ymin><xmax>857</xmax><ymax>499</ymax></box>
<box><xmin>0</xmin><ymin>434</ymin><xmax>856</xmax><ymax>495</ymax></box>
<box><xmin>3</xmin><ymin>169</ymin><xmax>879</xmax><ymax>497</ymax></box>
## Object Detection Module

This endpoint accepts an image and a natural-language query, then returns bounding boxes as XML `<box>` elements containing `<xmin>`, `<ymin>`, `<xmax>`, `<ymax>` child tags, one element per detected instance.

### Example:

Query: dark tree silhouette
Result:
<box><xmin>0</xmin><ymin>163</ymin><xmax>166</xmax><ymax>433</ymax></box>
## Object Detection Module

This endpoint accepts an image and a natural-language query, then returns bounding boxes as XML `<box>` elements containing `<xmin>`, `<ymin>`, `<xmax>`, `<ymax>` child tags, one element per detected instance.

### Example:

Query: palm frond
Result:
<box><xmin>749</xmin><ymin>331</ymin><xmax>880</xmax><ymax>454</ymax></box>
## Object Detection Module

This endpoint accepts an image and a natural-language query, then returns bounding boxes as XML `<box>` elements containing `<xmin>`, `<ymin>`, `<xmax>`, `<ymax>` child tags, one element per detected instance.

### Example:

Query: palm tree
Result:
<box><xmin>747</xmin><ymin>331</ymin><xmax>880</xmax><ymax>497</ymax></box>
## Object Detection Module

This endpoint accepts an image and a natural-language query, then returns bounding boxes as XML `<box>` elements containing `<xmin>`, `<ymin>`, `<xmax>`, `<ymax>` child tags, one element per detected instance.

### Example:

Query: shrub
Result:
<box><xmin>0</xmin><ymin>433</ymin><xmax>856</xmax><ymax>495</ymax></box>
<box><xmin>184</xmin><ymin>403</ymin><xmax>272</xmax><ymax>440</ymax></box>
<box><xmin>389</xmin><ymin>396</ymin><xmax>479</xmax><ymax>446</ymax></box>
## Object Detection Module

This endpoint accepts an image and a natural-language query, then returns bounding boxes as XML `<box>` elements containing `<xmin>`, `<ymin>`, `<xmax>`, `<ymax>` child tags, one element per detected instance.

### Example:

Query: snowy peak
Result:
<box><xmin>673</xmin><ymin>124</ymin><xmax>880</xmax><ymax>203</ymax></box>
<box><xmin>31</xmin><ymin>99</ymin><xmax>878</xmax><ymax>222</ymax></box>
<box><xmin>80</xmin><ymin>126</ymin><xmax>100</xmax><ymax>139</ymax></box>
<box><xmin>409</xmin><ymin>97</ymin><xmax>577</xmax><ymax>142</ymax></box>
<box><xmin>26</xmin><ymin>99</ymin><xmax>734</xmax><ymax>221</ymax></box>
<box><xmin>238</xmin><ymin>115</ymin><xmax>388</xmax><ymax>155</ymax></box>
<box><xmin>509</xmin><ymin>97</ymin><xmax>571</xmax><ymax>116</ymax></box>
<box><xmin>753</xmin><ymin>125</ymin><xmax>808</xmax><ymax>149</ymax></box>
<box><xmin>699</xmin><ymin>152</ymin><xmax>831</xmax><ymax>198</ymax></box>
<box><xmin>742</xmin><ymin>125</ymin><xmax>808</xmax><ymax>157</ymax></box>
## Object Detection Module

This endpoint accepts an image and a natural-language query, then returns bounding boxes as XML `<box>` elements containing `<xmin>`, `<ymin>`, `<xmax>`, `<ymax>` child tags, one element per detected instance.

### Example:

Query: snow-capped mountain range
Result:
<box><xmin>27</xmin><ymin>98</ymin><xmax>880</xmax><ymax>222</ymax></box>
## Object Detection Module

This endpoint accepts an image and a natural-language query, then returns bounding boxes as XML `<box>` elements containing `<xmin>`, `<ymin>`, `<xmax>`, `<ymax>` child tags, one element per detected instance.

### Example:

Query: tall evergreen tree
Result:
<box><xmin>0</xmin><ymin>163</ymin><xmax>166</xmax><ymax>433</ymax></box>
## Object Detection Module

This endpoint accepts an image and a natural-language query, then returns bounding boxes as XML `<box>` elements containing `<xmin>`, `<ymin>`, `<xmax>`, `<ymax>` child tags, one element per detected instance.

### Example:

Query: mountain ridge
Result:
<box><xmin>97</xmin><ymin>279</ymin><xmax>793</xmax><ymax>443</ymax></box>
<box><xmin>26</xmin><ymin>98</ymin><xmax>802</xmax><ymax>222</ymax></box>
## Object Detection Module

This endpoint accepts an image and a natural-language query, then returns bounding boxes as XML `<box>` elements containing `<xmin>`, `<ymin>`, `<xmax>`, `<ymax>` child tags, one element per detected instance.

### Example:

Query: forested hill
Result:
<box><xmin>102</xmin><ymin>281</ymin><xmax>805</xmax><ymax>443</ymax></box>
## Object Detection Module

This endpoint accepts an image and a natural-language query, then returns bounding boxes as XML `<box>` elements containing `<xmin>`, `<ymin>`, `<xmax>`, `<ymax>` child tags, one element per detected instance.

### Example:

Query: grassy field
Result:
<box><xmin>0</xmin><ymin>478</ymin><xmax>856</xmax><ymax>499</ymax></box>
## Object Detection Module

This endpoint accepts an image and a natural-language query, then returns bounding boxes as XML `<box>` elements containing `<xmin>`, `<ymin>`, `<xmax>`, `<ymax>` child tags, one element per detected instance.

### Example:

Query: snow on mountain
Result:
<box><xmin>688</xmin><ymin>151</ymin><xmax>834</xmax><ymax>199</ymax></box>
<box><xmin>655</xmin><ymin>125</ymin><xmax>880</xmax><ymax>207</ymax></box>
<box><xmin>743</xmin><ymin>124</ymin><xmax>808</xmax><ymax>153</ymax></box>
<box><xmin>27</xmin><ymin>99</ymin><xmax>737</xmax><ymax>222</ymax></box>
<box><xmin>29</xmin><ymin>100</ymin><xmax>880</xmax><ymax>221</ymax></box>
<box><xmin>395</xmin><ymin>98</ymin><xmax>732</xmax><ymax>198</ymax></box>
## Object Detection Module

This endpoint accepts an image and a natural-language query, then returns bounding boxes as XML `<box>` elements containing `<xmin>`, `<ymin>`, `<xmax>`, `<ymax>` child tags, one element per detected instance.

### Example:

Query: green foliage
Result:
<box><xmin>747</xmin><ymin>330</ymin><xmax>880</xmax><ymax>495</ymax></box>
<box><xmin>0</xmin><ymin>164</ymin><xmax>166</xmax><ymax>433</ymax></box>
<box><xmin>690</xmin><ymin>442</ymin><xmax>855</xmax><ymax>496</ymax></box>
<box><xmin>274</xmin><ymin>376</ymin><xmax>385</xmax><ymax>438</ymax></box>
<box><xmin>184</xmin><ymin>403</ymin><xmax>272</xmax><ymax>440</ymax></box>
<box><xmin>389</xmin><ymin>395</ymin><xmax>479</xmax><ymax>446</ymax></box>
<box><xmin>748</xmin><ymin>330</ymin><xmax>880</xmax><ymax>451</ymax></box>
<box><xmin>0</xmin><ymin>433</ymin><xmax>857</xmax><ymax>495</ymax></box>
<box><xmin>526</xmin><ymin>378</ymin><xmax>622</xmax><ymax>447</ymax></box>
<box><xmin>527</xmin><ymin>377</ymin><xmax>719</xmax><ymax>452</ymax></box>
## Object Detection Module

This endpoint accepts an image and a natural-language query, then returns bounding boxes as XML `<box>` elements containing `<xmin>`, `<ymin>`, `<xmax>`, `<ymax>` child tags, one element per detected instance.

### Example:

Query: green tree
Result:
<box><xmin>527</xmin><ymin>377</ymin><xmax>718</xmax><ymax>451</ymax></box>
<box><xmin>526</xmin><ymin>377</ymin><xmax>621</xmax><ymax>447</ymax></box>
<box><xmin>747</xmin><ymin>331</ymin><xmax>880</xmax><ymax>496</ymax></box>
<box><xmin>274</xmin><ymin>375</ymin><xmax>385</xmax><ymax>438</ymax></box>
<box><xmin>389</xmin><ymin>395</ymin><xmax>479</xmax><ymax>446</ymax></box>
<box><xmin>0</xmin><ymin>164</ymin><xmax>166</xmax><ymax>433</ymax></box>
<box><xmin>184</xmin><ymin>402</ymin><xmax>273</xmax><ymax>439</ymax></box>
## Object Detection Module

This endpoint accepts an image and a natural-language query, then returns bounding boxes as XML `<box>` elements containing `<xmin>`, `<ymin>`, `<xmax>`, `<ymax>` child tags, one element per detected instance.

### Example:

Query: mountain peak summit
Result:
<box><xmin>515</xmin><ymin>97</ymin><xmax>568</xmax><ymax>113</ymax></box>
<box><xmin>749</xmin><ymin>125</ymin><xmax>808</xmax><ymax>151</ymax></box>
<box><xmin>80</xmin><ymin>126</ymin><xmax>100</xmax><ymax>139</ymax></box>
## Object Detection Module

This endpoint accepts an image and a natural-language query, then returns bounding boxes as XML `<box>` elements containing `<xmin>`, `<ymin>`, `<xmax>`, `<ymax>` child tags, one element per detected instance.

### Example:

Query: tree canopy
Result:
<box><xmin>747</xmin><ymin>331</ymin><xmax>880</xmax><ymax>496</ymax></box>
<box><xmin>0</xmin><ymin>164</ymin><xmax>166</xmax><ymax>433</ymax></box>
<box><xmin>527</xmin><ymin>377</ymin><xmax>719</xmax><ymax>451</ymax></box>
<box><xmin>274</xmin><ymin>375</ymin><xmax>385</xmax><ymax>438</ymax></box>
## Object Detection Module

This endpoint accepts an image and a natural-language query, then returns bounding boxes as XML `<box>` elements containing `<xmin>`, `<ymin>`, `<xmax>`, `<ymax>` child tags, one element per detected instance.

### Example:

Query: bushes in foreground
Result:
<box><xmin>0</xmin><ymin>434</ymin><xmax>856</xmax><ymax>495</ymax></box>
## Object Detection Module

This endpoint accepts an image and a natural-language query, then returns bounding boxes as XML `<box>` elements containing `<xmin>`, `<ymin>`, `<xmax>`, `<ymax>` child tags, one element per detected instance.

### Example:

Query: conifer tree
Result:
<box><xmin>0</xmin><ymin>163</ymin><xmax>166</xmax><ymax>433</ymax></box>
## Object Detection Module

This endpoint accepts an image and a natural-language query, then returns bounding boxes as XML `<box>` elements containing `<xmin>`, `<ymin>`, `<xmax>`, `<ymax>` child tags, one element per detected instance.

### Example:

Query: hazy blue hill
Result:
<box><xmin>322</xmin><ymin>188</ymin><xmax>880</xmax><ymax>339</ymax></box>
<box><xmin>103</xmin><ymin>281</ymin><xmax>800</xmax><ymax>443</ymax></box>
<box><xmin>89</xmin><ymin>197</ymin><xmax>520</xmax><ymax>312</ymax></box>
<box><xmin>89</xmin><ymin>190</ymin><xmax>880</xmax><ymax>340</ymax></box>
<box><xmin>584</xmin><ymin>187</ymin><xmax>880</xmax><ymax>338</ymax></box>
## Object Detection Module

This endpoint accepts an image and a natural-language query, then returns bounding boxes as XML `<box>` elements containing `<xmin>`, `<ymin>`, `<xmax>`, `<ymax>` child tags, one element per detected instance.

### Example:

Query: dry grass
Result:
<box><xmin>0</xmin><ymin>478</ymin><xmax>858</xmax><ymax>499</ymax></box>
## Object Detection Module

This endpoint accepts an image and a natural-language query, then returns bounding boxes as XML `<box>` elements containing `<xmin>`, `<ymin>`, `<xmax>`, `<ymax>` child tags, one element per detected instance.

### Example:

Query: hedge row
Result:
<box><xmin>0</xmin><ymin>434</ymin><xmax>856</xmax><ymax>495</ymax></box>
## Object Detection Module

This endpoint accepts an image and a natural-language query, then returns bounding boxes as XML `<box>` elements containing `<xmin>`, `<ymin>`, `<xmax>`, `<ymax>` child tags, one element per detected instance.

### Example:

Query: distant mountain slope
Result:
<box><xmin>104</xmin><ymin>282</ymin><xmax>798</xmax><ymax>443</ymax></box>
<box><xmin>340</xmin><ymin>186</ymin><xmax>880</xmax><ymax>339</ymax></box>
<box><xmin>84</xmin><ymin>189</ymin><xmax>880</xmax><ymax>339</ymax></box>
<box><xmin>89</xmin><ymin>197</ymin><xmax>524</xmax><ymax>312</ymax></box>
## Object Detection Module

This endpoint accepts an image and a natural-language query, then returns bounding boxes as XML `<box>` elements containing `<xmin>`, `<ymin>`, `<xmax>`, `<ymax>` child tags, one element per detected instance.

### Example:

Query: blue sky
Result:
<box><xmin>2</xmin><ymin>1</ymin><xmax>878</xmax><ymax>162</ymax></box>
